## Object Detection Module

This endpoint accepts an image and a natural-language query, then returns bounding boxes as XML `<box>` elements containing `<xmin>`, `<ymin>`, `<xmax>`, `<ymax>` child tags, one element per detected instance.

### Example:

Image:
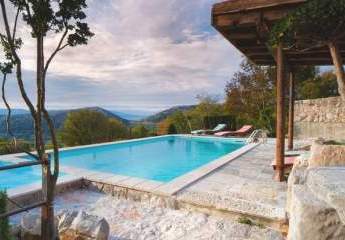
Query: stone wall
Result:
<box><xmin>294</xmin><ymin>97</ymin><xmax>345</xmax><ymax>140</ymax></box>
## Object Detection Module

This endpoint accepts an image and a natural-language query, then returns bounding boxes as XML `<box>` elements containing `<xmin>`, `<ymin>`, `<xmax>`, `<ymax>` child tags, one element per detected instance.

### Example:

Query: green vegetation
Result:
<box><xmin>223</xmin><ymin>60</ymin><xmax>338</xmax><ymax>136</ymax></box>
<box><xmin>157</xmin><ymin>95</ymin><xmax>225</xmax><ymax>135</ymax></box>
<box><xmin>0</xmin><ymin>139</ymin><xmax>32</xmax><ymax>155</ymax></box>
<box><xmin>270</xmin><ymin>0</ymin><xmax>345</xmax><ymax>99</ymax></box>
<box><xmin>225</xmin><ymin>61</ymin><xmax>276</xmax><ymax>134</ymax></box>
<box><xmin>130</xmin><ymin>124</ymin><xmax>150</xmax><ymax>139</ymax></box>
<box><xmin>238</xmin><ymin>216</ymin><xmax>264</xmax><ymax>229</ymax></box>
<box><xmin>60</xmin><ymin>110</ymin><xmax>128</xmax><ymax>146</ymax></box>
<box><xmin>0</xmin><ymin>191</ymin><xmax>11</xmax><ymax>240</ymax></box>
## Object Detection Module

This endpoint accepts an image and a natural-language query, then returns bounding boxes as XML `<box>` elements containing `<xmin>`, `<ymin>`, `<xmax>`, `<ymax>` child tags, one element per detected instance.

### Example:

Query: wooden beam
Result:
<box><xmin>275</xmin><ymin>43</ymin><xmax>286</xmax><ymax>182</ymax></box>
<box><xmin>288</xmin><ymin>71</ymin><xmax>295</xmax><ymax>151</ymax></box>
<box><xmin>213</xmin><ymin>0</ymin><xmax>307</xmax><ymax>15</ymax></box>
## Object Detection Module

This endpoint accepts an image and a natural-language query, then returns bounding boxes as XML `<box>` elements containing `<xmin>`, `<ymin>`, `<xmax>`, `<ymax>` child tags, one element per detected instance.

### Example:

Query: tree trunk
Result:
<box><xmin>37</xmin><ymin>35</ymin><xmax>56</xmax><ymax>240</ymax></box>
<box><xmin>329</xmin><ymin>42</ymin><xmax>345</xmax><ymax>100</ymax></box>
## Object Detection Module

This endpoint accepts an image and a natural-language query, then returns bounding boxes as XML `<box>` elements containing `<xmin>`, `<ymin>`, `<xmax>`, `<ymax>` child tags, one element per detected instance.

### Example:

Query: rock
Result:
<box><xmin>309</xmin><ymin>140</ymin><xmax>345</xmax><ymax>168</ymax></box>
<box><xmin>20</xmin><ymin>213</ymin><xmax>42</xmax><ymax>240</ymax></box>
<box><xmin>306</xmin><ymin>168</ymin><xmax>345</xmax><ymax>224</ymax></box>
<box><xmin>58</xmin><ymin>210</ymin><xmax>110</xmax><ymax>240</ymax></box>
<box><xmin>288</xmin><ymin>185</ymin><xmax>345</xmax><ymax>240</ymax></box>
<box><xmin>20</xmin><ymin>213</ymin><xmax>58</xmax><ymax>240</ymax></box>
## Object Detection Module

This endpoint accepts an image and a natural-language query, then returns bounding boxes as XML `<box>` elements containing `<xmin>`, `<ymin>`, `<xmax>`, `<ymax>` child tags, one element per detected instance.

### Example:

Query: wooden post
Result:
<box><xmin>41</xmin><ymin>153</ymin><xmax>55</xmax><ymax>239</ymax></box>
<box><xmin>275</xmin><ymin>43</ymin><xmax>286</xmax><ymax>182</ymax></box>
<box><xmin>288</xmin><ymin>71</ymin><xmax>295</xmax><ymax>151</ymax></box>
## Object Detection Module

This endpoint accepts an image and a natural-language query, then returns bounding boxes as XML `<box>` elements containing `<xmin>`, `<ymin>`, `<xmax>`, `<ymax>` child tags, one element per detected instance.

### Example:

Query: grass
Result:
<box><xmin>238</xmin><ymin>216</ymin><xmax>264</xmax><ymax>229</ymax></box>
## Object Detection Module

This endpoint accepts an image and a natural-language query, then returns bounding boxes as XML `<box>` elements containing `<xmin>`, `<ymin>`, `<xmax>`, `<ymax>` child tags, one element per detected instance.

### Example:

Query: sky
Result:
<box><xmin>0</xmin><ymin>0</ymin><xmax>243</xmax><ymax>115</ymax></box>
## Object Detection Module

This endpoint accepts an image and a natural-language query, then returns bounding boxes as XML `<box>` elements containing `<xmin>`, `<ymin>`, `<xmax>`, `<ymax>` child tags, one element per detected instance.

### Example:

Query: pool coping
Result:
<box><xmin>2</xmin><ymin>135</ymin><xmax>258</xmax><ymax>197</ymax></box>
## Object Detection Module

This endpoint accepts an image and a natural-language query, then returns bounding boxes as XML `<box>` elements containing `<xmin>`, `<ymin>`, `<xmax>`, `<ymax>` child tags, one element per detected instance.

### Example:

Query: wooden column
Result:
<box><xmin>275</xmin><ymin>43</ymin><xmax>286</xmax><ymax>182</ymax></box>
<box><xmin>288</xmin><ymin>71</ymin><xmax>295</xmax><ymax>151</ymax></box>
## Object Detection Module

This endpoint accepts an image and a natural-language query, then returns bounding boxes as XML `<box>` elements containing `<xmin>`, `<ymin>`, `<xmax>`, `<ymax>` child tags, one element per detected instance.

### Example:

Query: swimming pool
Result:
<box><xmin>1</xmin><ymin>135</ymin><xmax>245</xmax><ymax>189</ymax></box>
<box><xmin>0</xmin><ymin>161</ymin><xmax>43</xmax><ymax>190</ymax></box>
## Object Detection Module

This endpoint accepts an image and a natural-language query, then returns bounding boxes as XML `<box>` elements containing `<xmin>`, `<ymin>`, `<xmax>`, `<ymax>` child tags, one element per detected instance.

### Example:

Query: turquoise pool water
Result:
<box><xmin>57</xmin><ymin>136</ymin><xmax>244</xmax><ymax>182</ymax></box>
<box><xmin>0</xmin><ymin>161</ymin><xmax>66</xmax><ymax>190</ymax></box>
<box><xmin>0</xmin><ymin>161</ymin><xmax>43</xmax><ymax>190</ymax></box>
<box><xmin>1</xmin><ymin>136</ymin><xmax>245</xmax><ymax>189</ymax></box>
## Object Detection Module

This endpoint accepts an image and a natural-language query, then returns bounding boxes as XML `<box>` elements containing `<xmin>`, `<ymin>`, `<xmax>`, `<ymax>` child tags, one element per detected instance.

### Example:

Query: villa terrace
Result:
<box><xmin>1</xmin><ymin>0</ymin><xmax>345</xmax><ymax>239</ymax></box>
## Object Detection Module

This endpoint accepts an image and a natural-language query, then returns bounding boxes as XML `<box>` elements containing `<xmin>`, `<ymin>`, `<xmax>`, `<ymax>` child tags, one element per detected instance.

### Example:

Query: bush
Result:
<box><xmin>167</xmin><ymin>124</ymin><xmax>177</xmax><ymax>134</ymax></box>
<box><xmin>131</xmin><ymin>125</ymin><xmax>149</xmax><ymax>138</ymax></box>
<box><xmin>0</xmin><ymin>191</ymin><xmax>11</xmax><ymax>240</ymax></box>
<box><xmin>60</xmin><ymin>110</ymin><xmax>129</xmax><ymax>146</ymax></box>
<box><xmin>0</xmin><ymin>139</ymin><xmax>32</xmax><ymax>155</ymax></box>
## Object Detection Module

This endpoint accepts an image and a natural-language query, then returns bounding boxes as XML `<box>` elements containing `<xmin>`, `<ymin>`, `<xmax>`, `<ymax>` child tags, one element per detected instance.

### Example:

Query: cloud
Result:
<box><xmin>0</xmin><ymin>0</ymin><xmax>242</xmax><ymax>112</ymax></box>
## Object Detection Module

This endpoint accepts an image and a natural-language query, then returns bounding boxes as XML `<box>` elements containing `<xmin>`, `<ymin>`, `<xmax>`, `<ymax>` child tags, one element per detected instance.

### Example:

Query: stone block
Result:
<box><xmin>58</xmin><ymin>210</ymin><xmax>109</xmax><ymax>240</ymax></box>
<box><xmin>288</xmin><ymin>185</ymin><xmax>345</xmax><ymax>240</ymax></box>
<box><xmin>309</xmin><ymin>140</ymin><xmax>345</xmax><ymax>168</ymax></box>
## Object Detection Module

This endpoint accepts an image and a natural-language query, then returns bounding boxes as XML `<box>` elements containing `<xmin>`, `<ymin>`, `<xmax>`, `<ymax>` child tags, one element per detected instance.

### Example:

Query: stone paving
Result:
<box><xmin>177</xmin><ymin>140</ymin><xmax>288</xmax><ymax>222</ymax></box>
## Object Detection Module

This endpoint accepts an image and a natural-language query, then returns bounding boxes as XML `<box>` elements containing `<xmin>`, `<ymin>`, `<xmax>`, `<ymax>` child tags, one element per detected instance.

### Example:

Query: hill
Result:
<box><xmin>144</xmin><ymin>105</ymin><xmax>196</xmax><ymax>123</ymax></box>
<box><xmin>0</xmin><ymin>108</ymin><xmax>29</xmax><ymax>115</ymax></box>
<box><xmin>110</xmin><ymin>111</ymin><xmax>147</xmax><ymax>121</ymax></box>
<box><xmin>0</xmin><ymin>107</ymin><xmax>128</xmax><ymax>140</ymax></box>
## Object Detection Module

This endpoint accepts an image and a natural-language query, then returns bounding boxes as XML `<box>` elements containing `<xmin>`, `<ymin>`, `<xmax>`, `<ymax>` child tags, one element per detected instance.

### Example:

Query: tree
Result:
<box><xmin>60</xmin><ymin>110</ymin><xmax>128</xmax><ymax>146</ymax></box>
<box><xmin>131</xmin><ymin>124</ymin><xmax>149</xmax><ymax>138</ymax></box>
<box><xmin>0</xmin><ymin>0</ymin><xmax>93</xmax><ymax>238</ymax></box>
<box><xmin>189</xmin><ymin>94</ymin><xmax>224</xmax><ymax>129</ymax></box>
<box><xmin>225</xmin><ymin>60</ymin><xmax>276</xmax><ymax>134</ymax></box>
<box><xmin>297</xmin><ymin>71</ymin><xmax>338</xmax><ymax>100</ymax></box>
<box><xmin>270</xmin><ymin>0</ymin><xmax>345</xmax><ymax>99</ymax></box>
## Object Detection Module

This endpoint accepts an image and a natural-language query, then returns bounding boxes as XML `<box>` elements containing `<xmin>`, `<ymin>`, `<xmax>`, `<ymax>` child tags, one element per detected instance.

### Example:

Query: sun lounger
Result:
<box><xmin>214</xmin><ymin>125</ymin><xmax>254</xmax><ymax>137</ymax></box>
<box><xmin>271</xmin><ymin>156</ymin><xmax>297</xmax><ymax>170</ymax></box>
<box><xmin>191</xmin><ymin>124</ymin><xmax>227</xmax><ymax>135</ymax></box>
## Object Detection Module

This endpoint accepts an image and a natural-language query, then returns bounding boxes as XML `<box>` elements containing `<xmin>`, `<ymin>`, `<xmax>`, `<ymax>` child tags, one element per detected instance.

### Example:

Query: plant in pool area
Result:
<box><xmin>238</xmin><ymin>216</ymin><xmax>264</xmax><ymax>229</ymax></box>
<box><xmin>270</xmin><ymin>0</ymin><xmax>345</xmax><ymax>100</ymax></box>
<box><xmin>0</xmin><ymin>190</ymin><xmax>11</xmax><ymax>240</ymax></box>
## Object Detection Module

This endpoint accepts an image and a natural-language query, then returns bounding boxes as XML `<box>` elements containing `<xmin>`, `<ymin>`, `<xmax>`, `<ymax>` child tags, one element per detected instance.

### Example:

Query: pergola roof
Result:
<box><xmin>212</xmin><ymin>0</ymin><xmax>345</xmax><ymax>66</ymax></box>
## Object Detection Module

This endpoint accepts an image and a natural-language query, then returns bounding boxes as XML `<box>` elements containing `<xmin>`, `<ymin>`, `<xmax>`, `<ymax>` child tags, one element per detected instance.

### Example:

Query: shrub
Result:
<box><xmin>0</xmin><ymin>191</ymin><xmax>11</xmax><ymax>240</ymax></box>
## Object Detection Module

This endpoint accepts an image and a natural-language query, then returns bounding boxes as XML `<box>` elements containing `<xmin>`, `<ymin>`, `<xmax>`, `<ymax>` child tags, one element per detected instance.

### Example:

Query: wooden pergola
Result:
<box><xmin>212</xmin><ymin>0</ymin><xmax>345</xmax><ymax>181</ymax></box>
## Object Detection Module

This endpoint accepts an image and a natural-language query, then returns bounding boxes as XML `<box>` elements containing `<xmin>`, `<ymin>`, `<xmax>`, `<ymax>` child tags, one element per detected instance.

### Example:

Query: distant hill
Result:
<box><xmin>0</xmin><ymin>108</ymin><xmax>29</xmax><ymax>115</ymax></box>
<box><xmin>144</xmin><ymin>105</ymin><xmax>196</xmax><ymax>123</ymax></box>
<box><xmin>110</xmin><ymin>111</ymin><xmax>147</xmax><ymax>121</ymax></box>
<box><xmin>0</xmin><ymin>107</ymin><xmax>128</xmax><ymax>140</ymax></box>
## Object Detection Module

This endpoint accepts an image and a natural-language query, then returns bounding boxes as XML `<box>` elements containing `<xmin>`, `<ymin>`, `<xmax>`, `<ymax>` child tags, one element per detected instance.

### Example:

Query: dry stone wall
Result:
<box><xmin>294</xmin><ymin>97</ymin><xmax>345</xmax><ymax>140</ymax></box>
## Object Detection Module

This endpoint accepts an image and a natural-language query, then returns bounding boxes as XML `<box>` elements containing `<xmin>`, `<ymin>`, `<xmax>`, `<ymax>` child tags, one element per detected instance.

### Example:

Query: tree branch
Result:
<box><xmin>43</xmin><ymin>28</ymin><xmax>69</xmax><ymax>78</ymax></box>
<box><xmin>1</xmin><ymin>72</ymin><xmax>16</xmax><ymax>145</ymax></box>
<box><xmin>0</xmin><ymin>0</ymin><xmax>36</xmax><ymax>116</ymax></box>
<box><xmin>12</xmin><ymin>6</ymin><xmax>20</xmax><ymax>40</ymax></box>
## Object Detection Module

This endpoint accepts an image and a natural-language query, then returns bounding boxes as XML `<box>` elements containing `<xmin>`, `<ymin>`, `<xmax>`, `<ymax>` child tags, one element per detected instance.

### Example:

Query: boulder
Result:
<box><xmin>288</xmin><ymin>185</ymin><xmax>345</xmax><ymax>240</ymax></box>
<box><xmin>58</xmin><ymin>210</ymin><xmax>109</xmax><ymax>240</ymax></box>
<box><xmin>20</xmin><ymin>213</ymin><xmax>58</xmax><ymax>240</ymax></box>
<box><xmin>309</xmin><ymin>140</ymin><xmax>345</xmax><ymax>168</ymax></box>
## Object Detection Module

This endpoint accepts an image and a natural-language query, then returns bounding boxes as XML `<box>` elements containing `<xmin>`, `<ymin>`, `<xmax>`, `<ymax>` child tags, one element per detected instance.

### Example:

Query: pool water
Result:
<box><xmin>1</xmin><ymin>136</ymin><xmax>245</xmax><ymax>189</ymax></box>
<box><xmin>57</xmin><ymin>136</ymin><xmax>244</xmax><ymax>182</ymax></box>
<box><xmin>0</xmin><ymin>161</ymin><xmax>42</xmax><ymax>190</ymax></box>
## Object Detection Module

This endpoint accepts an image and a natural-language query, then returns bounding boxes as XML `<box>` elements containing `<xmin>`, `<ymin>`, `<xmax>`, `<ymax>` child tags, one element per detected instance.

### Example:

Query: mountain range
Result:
<box><xmin>0</xmin><ymin>105</ymin><xmax>196</xmax><ymax>140</ymax></box>
<box><xmin>0</xmin><ymin>107</ymin><xmax>128</xmax><ymax>140</ymax></box>
<box><xmin>143</xmin><ymin>105</ymin><xmax>196</xmax><ymax>123</ymax></box>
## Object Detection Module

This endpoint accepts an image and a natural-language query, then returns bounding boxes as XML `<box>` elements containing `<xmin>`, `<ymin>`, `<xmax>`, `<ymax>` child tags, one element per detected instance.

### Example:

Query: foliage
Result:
<box><xmin>238</xmin><ymin>216</ymin><xmax>264</xmax><ymax>229</ymax></box>
<box><xmin>60</xmin><ymin>110</ymin><xmax>128</xmax><ymax>146</ymax></box>
<box><xmin>145</xmin><ymin>105</ymin><xmax>196</xmax><ymax>123</ymax></box>
<box><xmin>157</xmin><ymin>95</ymin><xmax>229</xmax><ymax>135</ymax></box>
<box><xmin>167</xmin><ymin>124</ymin><xmax>177</xmax><ymax>134</ymax></box>
<box><xmin>224</xmin><ymin>60</ymin><xmax>276</xmax><ymax>134</ymax></box>
<box><xmin>131</xmin><ymin>124</ymin><xmax>149</xmax><ymax>138</ymax></box>
<box><xmin>0</xmin><ymin>191</ymin><xmax>11</xmax><ymax>240</ymax></box>
<box><xmin>297</xmin><ymin>71</ymin><xmax>338</xmax><ymax>100</ymax></box>
<box><xmin>270</xmin><ymin>0</ymin><xmax>345</xmax><ymax>49</ymax></box>
<box><xmin>0</xmin><ymin>107</ymin><xmax>128</xmax><ymax>141</ymax></box>
<box><xmin>0</xmin><ymin>138</ymin><xmax>31</xmax><ymax>155</ymax></box>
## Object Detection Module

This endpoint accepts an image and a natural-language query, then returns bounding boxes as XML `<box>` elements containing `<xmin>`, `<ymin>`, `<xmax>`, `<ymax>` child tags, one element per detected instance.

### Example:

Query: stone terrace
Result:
<box><xmin>176</xmin><ymin>140</ymin><xmax>288</xmax><ymax>228</ymax></box>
